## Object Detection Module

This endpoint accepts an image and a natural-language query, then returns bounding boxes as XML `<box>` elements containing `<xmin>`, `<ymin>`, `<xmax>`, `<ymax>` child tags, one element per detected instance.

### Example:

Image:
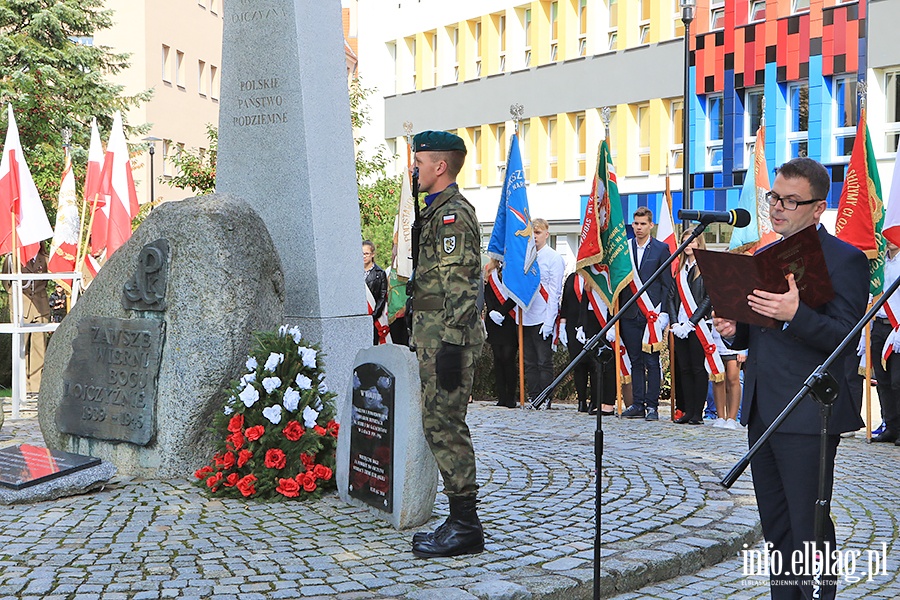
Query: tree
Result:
<box><xmin>164</xmin><ymin>123</ymin><xmax>217</xmax><ymax>195</ymax></box>
<box><xmin>350</xmin><ymin>77</ymin><xmax>400</xmax><ymax>269</ymax></box>
<box><xmin>0</xmin><ymin>0</ymin><xmax>151</xmax><ymax>219</ymax></box>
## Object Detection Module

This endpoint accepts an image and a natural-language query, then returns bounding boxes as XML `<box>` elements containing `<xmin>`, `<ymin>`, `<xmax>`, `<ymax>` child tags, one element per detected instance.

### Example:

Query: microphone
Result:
<box><xmin>689</xmin><ymin>297</ymin><xmax>713</xmax><ymax>326</ymax></box>
<box><xmin>677</xmin><ymin>208</ymin><xmax>751</xmax><ymax>227</ymax></box>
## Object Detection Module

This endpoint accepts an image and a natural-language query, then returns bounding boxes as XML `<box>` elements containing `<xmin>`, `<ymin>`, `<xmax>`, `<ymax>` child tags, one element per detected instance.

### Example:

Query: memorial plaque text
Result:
<box><xmin>0</xmin><ymin>445</ymin><xmax>101</xmax><ymax>490</ymax></box>
<box><xmin>348</xmin><ymin>363</ymin><xmax>394</xmax><ymax>512</ymax></box>
<box><xmin>57</xmin><ymin>317</ymin><xmax>165</xmax><ymax>445</ymax></box>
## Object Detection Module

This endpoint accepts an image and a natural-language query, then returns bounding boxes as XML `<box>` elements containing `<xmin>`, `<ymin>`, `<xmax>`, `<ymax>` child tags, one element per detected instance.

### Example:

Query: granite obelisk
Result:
<box><xmin>217</xmin><ymin>1</ymin><xmax>370</xmax><ymax>386</ymax></box>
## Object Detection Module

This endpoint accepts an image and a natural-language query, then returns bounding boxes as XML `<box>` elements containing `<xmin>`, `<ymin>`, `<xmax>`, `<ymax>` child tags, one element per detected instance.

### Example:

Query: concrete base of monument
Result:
<box><xmin>337</xmin><ymin>344</ymin><xmax>438</xmax><ymax>530</ymax></box>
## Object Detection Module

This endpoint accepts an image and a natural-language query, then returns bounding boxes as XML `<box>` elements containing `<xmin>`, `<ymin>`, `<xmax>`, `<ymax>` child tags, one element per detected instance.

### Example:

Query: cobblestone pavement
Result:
<box><xmin>1</xmin><ymin>395</ymin><xmax>898</xmax><ymax>599</ymax></box>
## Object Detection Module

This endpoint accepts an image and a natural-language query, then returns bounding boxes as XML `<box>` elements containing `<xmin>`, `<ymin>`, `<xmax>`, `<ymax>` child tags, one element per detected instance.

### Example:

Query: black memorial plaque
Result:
<box><xmin>0</xmin><ymin>444</ymin><xmax>101</xmax><ymax>490</ymax></box>
<box><xmin>348</xmin><ymin>363</ymin><xmax>394</xmax><ymax>512</ymax></box>
<box><xmin>57</xmin><ymin>316</ymin><xmax>165</xmax><ymax>445</ymax></box>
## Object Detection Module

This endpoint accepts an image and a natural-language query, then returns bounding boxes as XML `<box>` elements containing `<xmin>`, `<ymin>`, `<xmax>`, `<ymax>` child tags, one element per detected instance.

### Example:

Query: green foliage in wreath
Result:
<box><xmin>194</xmin><ymin>325</ymin><xmax>339</xmax><ymax>500</ymax></box>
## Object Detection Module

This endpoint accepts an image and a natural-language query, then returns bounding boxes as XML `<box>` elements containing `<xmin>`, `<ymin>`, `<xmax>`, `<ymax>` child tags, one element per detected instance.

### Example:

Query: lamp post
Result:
<box><xmin>680</xmin><ymin>0</ymin><xmax>695</xmax><ymax>214</ymax></box>
<box><xmin>143</xmin><ymin>136</ymin><xmax>161</xmax><ymax>206</ymax></box>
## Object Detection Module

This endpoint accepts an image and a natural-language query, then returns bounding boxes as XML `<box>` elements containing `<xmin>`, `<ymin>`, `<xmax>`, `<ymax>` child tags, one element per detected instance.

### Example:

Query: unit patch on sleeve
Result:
<box><xmin>443</xmin><ymin>235</ymin><xmax>457</xmax><ymax>255</ymax></box>
<box><xmin>443</xmin><ymin>214</ymin><xmax>456</xmax><ymax>225</ymax></box>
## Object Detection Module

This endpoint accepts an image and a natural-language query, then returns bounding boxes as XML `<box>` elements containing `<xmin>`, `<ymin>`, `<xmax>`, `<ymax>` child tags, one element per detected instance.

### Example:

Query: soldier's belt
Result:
<box><xmin>413</xmin><ymin>296</ymin><xmax>443</xmax><ymax>311</ymax></box>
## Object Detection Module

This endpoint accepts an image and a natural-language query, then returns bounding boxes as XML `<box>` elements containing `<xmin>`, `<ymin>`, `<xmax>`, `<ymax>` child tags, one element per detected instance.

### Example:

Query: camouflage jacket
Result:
<box><xmin>411</xmin><ymin>186</ymin><xmax>485</xmax><ymax>349</ymax></box>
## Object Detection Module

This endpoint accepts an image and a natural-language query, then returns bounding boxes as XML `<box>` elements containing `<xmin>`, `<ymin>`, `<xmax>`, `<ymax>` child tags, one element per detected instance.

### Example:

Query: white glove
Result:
<box><xmin>888</xmin><ymin>329</ymin><xmax>900</xmax><ymax>353</ymax></box>
<box><xmin>606</xmin><ymin>327</ymin><xmax>616</xmax><ymax>343</ymax></box>
<box><xmin>656</xmin><ymin>312</ymin><xmax>670</xmax><ymax>331</ymax></box>
<box><xmin>489</xmin><ymin>310</ymin><xmax>504</xmax><ymax>326</ymax></box>
<box><xmin>558</xmin><ymin>326</ymin><xmax>568</xmax><ymax>346</ymax></box>
<box><xmin>576</xmin><ymin>326</ymin><xmax>586</xmax><ymax>344</ymax></box>
<box><xmin>540</xmin><ymin>321</ymin><xmax>554</xmax><ymax>339</ymax></box>
<box><xmin>856</xmin><ymin>329</ymin><xmax>866</xmax><ymax>357</ymax></box>
<box><xmin>672</xmin><ymin>322</ymin><xmax>694</xmax><ymax>339</ymax></box>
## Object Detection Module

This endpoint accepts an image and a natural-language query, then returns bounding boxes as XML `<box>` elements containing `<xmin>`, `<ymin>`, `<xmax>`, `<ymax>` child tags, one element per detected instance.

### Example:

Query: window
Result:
<box><xmin>608</xmin><ymin>0</ymin><xmax>618</xmax><ymax>50</ymax></box>
<box><xmin>209</xmin><ymin>0</ymin><xmax>219</xmax><ymax>15</ymax></box>
<box><xmin>606</xmin><ymin>108</ymin><xmax>618</xmax><ymax>163</ymax></box>
<box><xmin>793</xmin><ymin>0</ymin><xmax>810</xmax><ymax>12</ymax></box>
<box><xmin>744</xmin><ymin>87</ymin><xmax>764</xmax><ymax>165</ymax></box>
<box><xmin>638</xmin><ymin>0</ymin><xmax>650</xmax><ymax>44</ymax></box>
<box><xmin>408</xmin><ymin>37</ymin><xmax>417</xmax><ymax>88</ymax></box>
<box><xmin>550</xmin><ymin>1</ymin><xmax>559</xmax><ymax>61</ymax></box>
<box><xmin>522</xmin><ymin>121</ymin><xmax>531</xmax><ymax>181</ymax></box>
<box><xmin>198</xmin><ymin>60</ymin><xmax>207</xmax><ymax>96</ymax></box>
<box><xmin>575</xmin><ymin>113</ymin><xmax>587</xmax><ymax>177</ymax></box>
<box><xmin>496</xmin><ymin>124</ymin><xmax>507</xmax><ymax>177</ymax></box>
<box><xmin>473</xmin><ymin>128</ymin><xmax>483</xmax><ymax>185</ymax></box>
<box><xmin>162</xmin><ymin>140</ymin><xmax>173</xmax><ymax>177</ymax></box>
<box><xmin>547</xmin><ymin>116</ymin><xmax>558</xmax><ymax>179</ymax></box>
<box><xmin>886</xmin><ymin>70</ymin><xmax>900</xmax><ymax>153</ymax></box>
<box><xmin>707</xmin><ymin>94</ymin><xmax>724</xmax><ymax>169</ymax></box>
<box><xmin>452</xmin><ymin>27</ymin><xmax>460</xmax><ymax>81</ymax></box>
<box><xmin>671</xmin><ymin>100</ymin><xmax>684</xmax><ymax>170</ymax></box>
<box><xmin>674</xmin><ymin>0</ymin><xmax>685</xmax><ymax>38</ymax></box>
<box><xmin>749</xmin><ymin>0</ymin><xmax>766</xmax><ymax>21</ymax></box>
<box><xmin>638</xmin><ymin>104</ymin><xmax>651</xmax><ymax>172</ymax></box>
<box><xmin>787</xmin><ymin>82</ymin><xmax>809</xmax><ymax>158</ymax></box>
<box><xmin>430</xmin><ymin>31</ymin><xmax>439</xmax><ymax>84</ymax></box>
<box><xmin>161</xmin><ymin>45</ymin><xmax>171</xmax><ymax>82</ymax></box>
<box><xmin>175</xmin><ymin>50</ymin><xmax>185</xmax><ymax>88</ymax></box>
<box><xmin>833</xmin><ymin>76</ymin><xmax>858</xmax><ymax>159</ymax></box>
<box><xmin>710</xmin><ymin>0</ymin><xmax>725</xmax><ymax>30</ymax></box>
<box><xmin>475</xmin><ymin>20</ymin><xmax>482</xmax><ymax>76</ymax></box>
<box><xmin>578</xmin><ymin>0</ymin><xmax>588</xmax><ymax>56</ymax></box>
<box><xmin>524</xmin><ymin>9</ymin><xmax>532</xmax><ymax>66</ymax></box>
<box><xmin>210</xmin><ymin>65</ymin><xmax>219</xmax><ymax>100</ymax></box>
<box><xmin>499</xmin><ymin>15</ymin><xmax>507</xmax><ymax>71</ymax></box>
<box><xmin>198</xmin><ymin>0</ymin><xmax>206</xmax><ymax>8</ymax></box>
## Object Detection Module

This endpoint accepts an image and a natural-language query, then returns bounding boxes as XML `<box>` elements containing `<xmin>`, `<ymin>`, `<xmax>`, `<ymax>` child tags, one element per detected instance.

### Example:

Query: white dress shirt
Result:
<box><xmin>520</xmin><ymin>244</ymin><xmax>566</xmax><ymax>327</ymax></box>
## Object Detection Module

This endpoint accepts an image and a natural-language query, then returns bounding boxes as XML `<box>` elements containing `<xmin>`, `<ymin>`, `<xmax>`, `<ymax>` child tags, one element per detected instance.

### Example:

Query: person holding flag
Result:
<box><xmin>406</xmin><ymin>130</ymin><xmax>485</xmax><ymax>559</ymax></box>
<box><xmin>870</xmin><ymin>240</ymin><xmax>900</xmax><ymax>445</ymax></box>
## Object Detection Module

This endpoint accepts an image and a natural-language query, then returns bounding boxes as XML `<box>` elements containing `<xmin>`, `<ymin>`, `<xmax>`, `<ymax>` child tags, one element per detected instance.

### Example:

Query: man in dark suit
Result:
<box><xmin>715</xmin><ymin>158</ymin><xmax>868</xmax><ymax>600</ymax></box>
<box><xmin>619</xmin><ymin>206</ymin><xmax>672</xmax><ymax>421</ymax></box>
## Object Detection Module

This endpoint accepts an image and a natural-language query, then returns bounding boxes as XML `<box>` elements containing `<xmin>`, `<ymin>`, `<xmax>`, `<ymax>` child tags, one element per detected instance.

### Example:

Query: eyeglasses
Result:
<box><xmin>765</xmin><ymin>191</ymin><xmax>824</xmax><ymax>211</ymax></box>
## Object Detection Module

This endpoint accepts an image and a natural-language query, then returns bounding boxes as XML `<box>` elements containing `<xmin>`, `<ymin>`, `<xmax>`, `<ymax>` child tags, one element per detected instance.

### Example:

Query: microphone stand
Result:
<box><xmin>531</xmin><ymin>220</ymin><xmax>712</xmax><ymax>600</ymax></box>
<box><xmin>720</xmin><ymin>264</ymin><xmax>900</xmax><ymax>588</ymax></box>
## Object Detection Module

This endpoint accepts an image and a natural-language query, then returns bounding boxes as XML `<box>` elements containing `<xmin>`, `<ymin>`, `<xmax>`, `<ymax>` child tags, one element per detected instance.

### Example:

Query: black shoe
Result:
<box><xmin>644</xmin><ymin>408</ymin><xmax>659</xmax><ymax>421</ymax></box>
<box><xmin>675</xmin><ymin>414</ymin><xmax>691</xmax><ymax>424</ymax></box>
<box><xmin>894</xmin><ymin>437</ymin><xmax>900</xmax><ymax>447</ymax></box>
<box><xmin>412</xmin><ymin>496</ymin><xmax>484</xmax><ymax>558</ymax></box>
<box><xmin>872</xmin><ymin>429</ymin><xmax>898</xmax><ymax>443</ymax></box>
<box><xmin>621</xmin><ymin>404</ymin><xmax>645</xmax><ymax>419</ymax></box>
<box><xmin>412</xmin><ymin>517</ymin><xmax>450</xmax><ymax>544</ymax></box>
<box><xmin>578</xmin><ymin>400</ymin><xmax>588</xmax><ymax>413</ymax></box>
<box><xmin>688</xmin><ymin>419</ymin><xmax>704</xmax><ymax>425</ymax></box>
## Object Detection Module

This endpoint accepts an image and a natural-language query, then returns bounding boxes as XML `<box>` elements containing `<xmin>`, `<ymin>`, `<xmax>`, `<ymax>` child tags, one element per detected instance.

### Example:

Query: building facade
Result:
<box><xmin>356</xmin><ymin>0</ymin><xmax>899</xmax><ymax>258</ymax></box>
<box><xmin>95</xmin><ymin>0</ymin><xmax>224</xmax><ymax>205</ymax></box>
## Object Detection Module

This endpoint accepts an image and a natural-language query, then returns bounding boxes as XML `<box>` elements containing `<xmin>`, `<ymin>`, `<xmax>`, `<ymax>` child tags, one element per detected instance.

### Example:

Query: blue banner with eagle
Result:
<box><xmin>487</xmin><ymin>133</ymin><xmax>541</xmax><ymax>308</ymax></box>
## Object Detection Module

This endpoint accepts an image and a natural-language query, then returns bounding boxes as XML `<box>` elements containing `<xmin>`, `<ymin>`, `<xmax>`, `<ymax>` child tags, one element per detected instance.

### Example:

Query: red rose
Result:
<box><xmin>227</xmin><ymin>431</ymin><xmax>244</xmax><ymax>450</ymax></box>
<box><xmin>264</xmin><ymin>448</ymin><xmax>286</xmax><ymax>470</ymax></box>
<box><xmin>223</xmin><ymin>472</ymin><xmax>240</xmax><ymax>487</ymax></box>
<box><xmin>300</xmin><ymin>453</ymin><xmax>315</xmax><ymax>469</ymax></box>
<box><xmin>313</xmin><ymin>464</ymin><xmax>333</xmax><ymax>481</ymax></box>
<box><xmin>222</xmin><ymin>452</ymin><xmax>236</xmax><ymax>470</ymax></box>
<box><xmin>301</xmin><ymin>471</ymin><xmax>317</xmax><ymax>492</ymax></box>
<box><xmin>194</xmin><ymin>465</ymin><xmax>213</xmax><ymax>479</ymax></box>
<box><xmin>213</xmin><ymin>453</ymin><xmax>225</xmax><ymax>467</ymax></box>
<box><xmin>283</xmin><ymin>421</ymin><xmax>304</xmax><ymax>441</ymax></box>
<box><xmin>326</xmin><ymin>420</ymin><xmax>339</xmax><ymax>437</ymax></box>
<box><xmin>245</xmin><ymin>425</ymin><xmax>265</xmax><ymax>441</ymax></box>
<box><xmin>314</xmin><ymin>425</ymin><xmax>327</xmax><ymax>436</ymax></box>
<box><xmin>206</xmin><ymin>472</ymin><xmax>223</xmax><ymax>489</ymax></box>
<box><xmin>227</xmin><ymin>413</ymin><xmax>244</xmax><ymax>433</ymax></box>
<box><xmin>237</xmin><ymin>449</ymin><xmax>253</xmax><ymax>468</ymax></box>
<box><xmin>276</xmin><ymin>477</ymin><xmax>300</xmax><ymax>498</ymax></box>
<box><xmin>236</xmin><ymin>474</ymin><xmax>257</xmax><ymax>497</ymax></box>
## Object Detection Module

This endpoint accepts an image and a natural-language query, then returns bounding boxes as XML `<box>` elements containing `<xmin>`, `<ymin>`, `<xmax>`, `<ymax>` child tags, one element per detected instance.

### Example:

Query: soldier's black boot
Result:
<box><xmin>411</xmin><ymin>495</ymin><xmax>484</xmax><ymax>558</ymax></box>
<box><xmin>412</xmin><ymin>516</ymin><xmax>449</xmax><ymax>544</ymax></box>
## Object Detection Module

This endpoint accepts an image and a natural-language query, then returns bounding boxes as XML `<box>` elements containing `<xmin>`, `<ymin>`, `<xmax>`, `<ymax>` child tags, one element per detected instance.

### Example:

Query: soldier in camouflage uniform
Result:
<box><xmin>408</xmin><ymin>131</ymin><xmax>486</xmax><ymax>558</ymax></box>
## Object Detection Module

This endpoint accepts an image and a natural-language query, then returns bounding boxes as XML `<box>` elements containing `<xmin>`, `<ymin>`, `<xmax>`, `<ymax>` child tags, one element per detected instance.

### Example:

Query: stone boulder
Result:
<box><xmin>39</xmin><ymin>194</ymin><xmax>284</xmax><ymax>478</ymax></box>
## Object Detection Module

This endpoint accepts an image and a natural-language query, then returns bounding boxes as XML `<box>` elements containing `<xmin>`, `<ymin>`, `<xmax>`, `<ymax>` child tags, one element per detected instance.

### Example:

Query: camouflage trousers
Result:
<box><xmin>416</xmin><ymin>342</ymin><xmax>483</xmax><ymax>498</ymax></box>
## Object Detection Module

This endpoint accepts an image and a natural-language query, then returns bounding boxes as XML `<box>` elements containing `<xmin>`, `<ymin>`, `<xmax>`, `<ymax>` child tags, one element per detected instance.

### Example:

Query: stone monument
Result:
<box><xmin>217</xmin><ymin>0</ymin><xmax>370</xmax><ymax>391</ymax></box>
<box><xmin>39</xmin><ymin>194</ymin><xmax>284</xmax><ymax>478</ymax></box>
<box><xmin>337</xmin><ymin>345</ymin><xmax>438</xmax><ymax>530</ymax></box>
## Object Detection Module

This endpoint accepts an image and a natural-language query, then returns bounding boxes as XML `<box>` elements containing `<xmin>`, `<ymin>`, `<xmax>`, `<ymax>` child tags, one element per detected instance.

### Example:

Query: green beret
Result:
<box><xmin>413</xmin><ymin>130</ymin><xmax>467</xmax><ymax>154</ymax></box>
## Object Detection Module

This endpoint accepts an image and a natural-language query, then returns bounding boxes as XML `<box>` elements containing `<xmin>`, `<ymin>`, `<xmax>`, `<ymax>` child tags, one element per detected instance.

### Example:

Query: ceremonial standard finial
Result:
<box><xmin>510</xmin><ymin>103</ymin><xmax>524</xmax><ymax>133</ymax></box>
<box><xmin>62</xmin><ymin>127</ymin><xmax>72</xmax><ymax>148</ymax></box>
<box><xmin>760</xmin><ymin>96</ymin><xmax>766</xmax><ymax>128</ymax></box>
<box><xmin>601</xmin><ymin>107</ymin><xmax>611</xmax><ymax>128</ymax></box>
<box><xmin>857</xmin><ymin>80</ymin><xmax>867</xmax><ymax>110</ymax></box>
<box><xmin>403</xmin><ymin>120</ymin><xmax>413</xmax><ymax>145</ymax></box>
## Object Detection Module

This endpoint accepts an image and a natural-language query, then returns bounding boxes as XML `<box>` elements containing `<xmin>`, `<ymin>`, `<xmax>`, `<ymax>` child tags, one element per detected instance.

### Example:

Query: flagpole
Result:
<box><xmin>865</xmin><ymin>319</ymin><xmax>872</xmax><ymax>441</ymax></box>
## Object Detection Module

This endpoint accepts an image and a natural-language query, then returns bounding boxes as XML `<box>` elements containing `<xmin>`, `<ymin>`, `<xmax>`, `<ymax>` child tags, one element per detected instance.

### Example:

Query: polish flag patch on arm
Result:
<box><xmin>443</xmin><ymin>214</ymin><xmax>456</xmax><ymax>225</ymax></box>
